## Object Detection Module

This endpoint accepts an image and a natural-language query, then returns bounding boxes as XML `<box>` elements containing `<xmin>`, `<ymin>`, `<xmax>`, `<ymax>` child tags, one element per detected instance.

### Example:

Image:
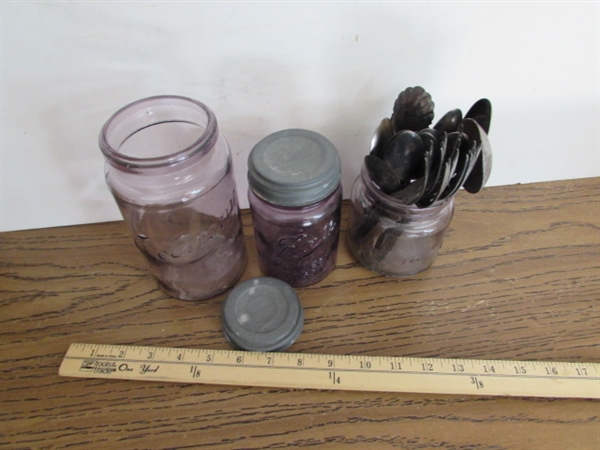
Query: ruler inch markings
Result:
<box><xmin>59</xmin><ymin>343</ymin><xmax>599</xmax><ymax>399</ymax></box>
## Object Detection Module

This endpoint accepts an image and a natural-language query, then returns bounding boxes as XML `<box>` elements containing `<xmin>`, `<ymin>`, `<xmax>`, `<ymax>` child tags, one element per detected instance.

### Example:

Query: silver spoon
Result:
<box><xmin>461</xmin><ymin>118</ymin><xmax>492</xmax><ymax>193</ymax></box>
<box><xmin>465</xmin><ymin>99</ymin><xmax>492</xmax><ymax>135</ymax></box>
<box><xmin>433</xmin><ymin>108</ymin><xmax>463</xmax><ymax>134</ymax></box>
<box><xmin>370</xmin><ymin>117</ymin><xmax>394</xmax><ymax>158</ymax></box>
<box><xmin>390</xmin><ymin>148</ymin><xmax>431</xmax><ymax>205</ymax></box>
<box><xmin>382</xmin><ymin>130</ymin><xmax>425</xmax><ymax>182</ymax></box>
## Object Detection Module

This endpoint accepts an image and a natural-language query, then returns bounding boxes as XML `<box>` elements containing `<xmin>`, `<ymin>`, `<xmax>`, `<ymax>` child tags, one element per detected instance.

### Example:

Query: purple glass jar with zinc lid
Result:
<box><xmin>99</xmin><ymin>95</ymin><xmax>247</xmax><ymax>301</ymax></box>
<box><xmin>247</xmin><ymin>129</ymin><xmax>342</xmax><ymax>287</ymax></box>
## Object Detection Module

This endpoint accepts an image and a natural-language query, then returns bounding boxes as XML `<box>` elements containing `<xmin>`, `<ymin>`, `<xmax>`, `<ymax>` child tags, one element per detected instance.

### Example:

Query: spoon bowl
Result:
<box><xmin>465</xmin><ymin>99</ymin><xmax>492</xmax><ymax>135</ymax></box>
<box><xmin>461</xmin><ymin>118</ymin><xmax>492</xmax><ymax>193</ymax></box>
<box><xmin>382</xmin><ymin>130</ymin><xmax>425</xmax><ymax>182</ymax></box>
<box><xmin>433</xmin><ymin>108</ymin><xmax>463</xmax><ymax>134</ymax></box>
<box><xmin>370</xmin><ymin>117</ymin><xmax>394</xmax><ymax>158</ymax></box>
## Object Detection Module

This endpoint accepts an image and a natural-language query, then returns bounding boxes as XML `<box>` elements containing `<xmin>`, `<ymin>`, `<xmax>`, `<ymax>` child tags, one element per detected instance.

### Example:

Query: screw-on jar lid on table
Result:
<box><xmin>248</xmin><ymin>129</ymin><xmax>341</xmax><ymax>207</ymax></box>
<box><xmin>221</xmin><ymin>277</ymin><xmax>304</xmax><ymax>352</ymax></box>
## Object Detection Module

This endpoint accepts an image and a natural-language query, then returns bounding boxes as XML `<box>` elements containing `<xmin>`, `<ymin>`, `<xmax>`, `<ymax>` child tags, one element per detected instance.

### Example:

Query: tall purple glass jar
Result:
<box><xmin>99</xmin><ymin>95</ymin><xmax>247</xmax><ymax>301</ymax></box>
<box><xmin>348</xmin><ymin>162</ymin><xmax>454</xmax><ymax>277</ymax></box>
<box><xmin>248</xmin><ymin>129</ymin><xmax>342</xmax><ymax>287</ymax></box>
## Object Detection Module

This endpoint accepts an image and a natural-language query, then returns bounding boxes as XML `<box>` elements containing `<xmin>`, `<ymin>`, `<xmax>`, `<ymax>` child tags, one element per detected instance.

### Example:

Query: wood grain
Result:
<box><xmin>1</xmin><ymin>178</ymin><xmax>599</xmax><ymax>449</ymax></box>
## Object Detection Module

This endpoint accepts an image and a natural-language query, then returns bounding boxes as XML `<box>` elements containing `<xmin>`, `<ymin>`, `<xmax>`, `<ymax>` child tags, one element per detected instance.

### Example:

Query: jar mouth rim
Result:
<box><xmin>99</xmin><ymin>95</ymin><xmax>217</xmax><ymax>169</ymax></box>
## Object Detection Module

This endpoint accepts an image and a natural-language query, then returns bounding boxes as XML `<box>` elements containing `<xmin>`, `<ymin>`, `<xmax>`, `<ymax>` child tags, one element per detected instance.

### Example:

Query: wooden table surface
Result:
<box><xmin>1</xmin><ymin>178</ymin><xmax>599</xmax><ymax>449</ymax></box>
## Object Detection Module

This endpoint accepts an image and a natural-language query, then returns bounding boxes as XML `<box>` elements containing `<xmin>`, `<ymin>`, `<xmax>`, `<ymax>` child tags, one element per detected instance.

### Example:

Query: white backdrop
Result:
<box><xmin>2</xmin><ymin>1</ymin><xmax>598</xmax><ymax>232</ymax></box>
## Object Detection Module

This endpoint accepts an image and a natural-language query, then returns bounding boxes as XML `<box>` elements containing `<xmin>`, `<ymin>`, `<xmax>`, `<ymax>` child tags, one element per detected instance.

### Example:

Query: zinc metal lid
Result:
<box><xmin>222</xmin><ymin>277</ymin><xmax>304</xmax><ymax>352</ymax></box>
<box><xmin>248</xmin><ymin>129</ymin><xmax>341</xmax><ymax>206</ymax></box>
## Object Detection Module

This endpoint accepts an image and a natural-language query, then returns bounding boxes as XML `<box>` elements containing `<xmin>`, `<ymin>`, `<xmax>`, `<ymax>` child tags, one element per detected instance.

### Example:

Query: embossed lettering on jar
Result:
<box><xmin>248</xmin><ymin>129</ymin><xmax>342</xmax><ymax>287</ymax></box>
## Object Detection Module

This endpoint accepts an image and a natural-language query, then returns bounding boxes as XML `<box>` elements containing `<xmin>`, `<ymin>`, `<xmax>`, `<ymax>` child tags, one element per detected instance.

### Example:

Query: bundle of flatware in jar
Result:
<box><xmin>366</xmin><ymin>86</ymin><xmax>492</xmax><ymax>207</ymax></box>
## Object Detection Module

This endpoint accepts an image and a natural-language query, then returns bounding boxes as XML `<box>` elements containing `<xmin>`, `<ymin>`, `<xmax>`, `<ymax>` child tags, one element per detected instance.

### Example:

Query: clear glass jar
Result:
<box><xmin>99</xmin><ymin>95</ymin><xmax>247</xmax><ymax>301</ymax></box>
<box><xmin>248</xmin><ymin>129</ymin><xmax>342</xmax><ymax>287</ymax></box>
<box><xmin>347</xmin><ymin>163</ymin><xmax>454</xmax><ymax>277</ymax></box>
